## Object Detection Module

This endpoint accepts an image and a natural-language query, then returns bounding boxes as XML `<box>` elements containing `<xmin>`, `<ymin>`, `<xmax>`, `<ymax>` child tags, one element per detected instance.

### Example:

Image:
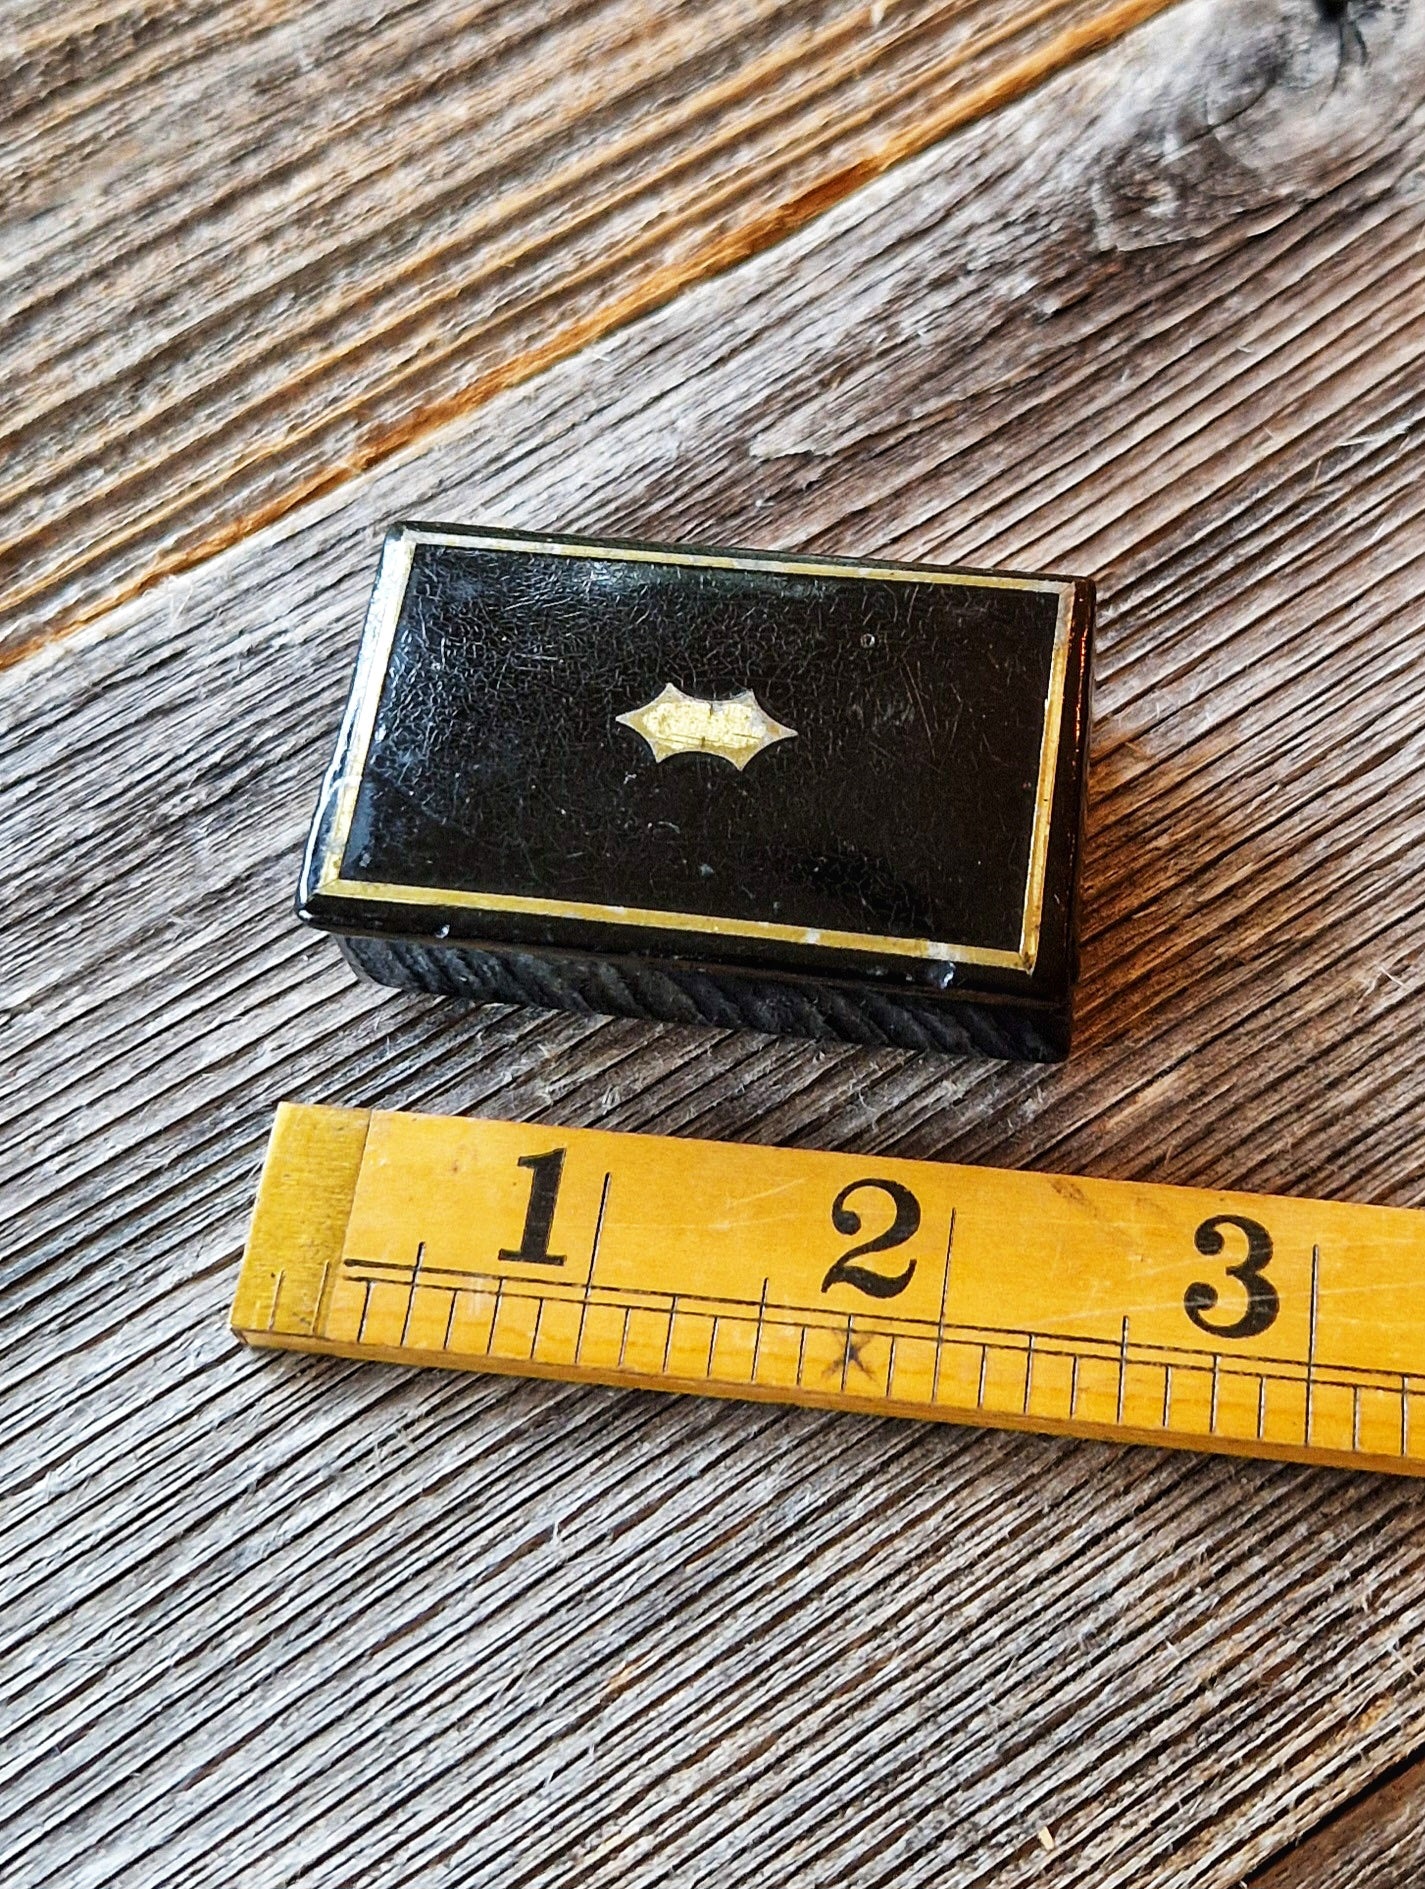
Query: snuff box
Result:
<box><xmin>298</xmin><ymin>523</ymin><xmax>1094</xmax><ymax>1058</ymax></box>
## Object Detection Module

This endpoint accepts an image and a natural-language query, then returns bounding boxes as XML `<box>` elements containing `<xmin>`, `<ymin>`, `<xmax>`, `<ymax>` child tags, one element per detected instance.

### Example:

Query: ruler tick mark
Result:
<box><xmin>932</xmin><ymin>1209</ymin><xmax>956</xmax><ymax>1404</ymax></box>
<box><xmin>706</xmin><ymin>1315</ymin><xmax>720</xmax><ymax>1379</ymax></box>
<box><xmin>486</xmin><ymin>1277</ymin><xmax>505</xmax><ymax>1355</ymax></box>
<box><xmin>663</xmin><ymin>1296</ymin><xmax>678</xmax><ymax>1374</ymax></box>
<box><xmin>1305</xmin><ymin>1242</ymin><xmax>1321</xmax><ymax>1447</ymax></box>
<box><xmin>267</xmin><ymin>1270</ymin><xmax>285</xmax><ymax>1334</ymax></box>
<box><xmin>574</xmin><ymin>1281</ymin><xmax>592</xmax><ymax>1365</ymax></box>
<box><xmin>1116</xmin><ymin>1316</ymin><xmax>1129</xmax><ymax>1425</ymax></box>
<box><xmin>443</xmin><ymin>1290</ymin><xmax>457</xmax><ymax>1351</ymax></box>
<box><xmin>1353</xmin><ymin>1384</ymin><xmax>1362</xmax><ymax>1453</ymax></box>
<box><xmin>1022</xmin><ymin>1333</ymin><xmax>1034</xmax><ymax>1416</ymax></box>
<box><xmin>589</xmin><ymin>1172</ymin><xmax>612</xmax><ymax>1282</ymax></box>
<box><xmin>1069</xmin><ymin>1352</ymin><xmax>1080</xmax><ymax>1419</ymax></box>
<box><xmin>750</xmin><ymin>1279</ymin><xmax>768</xmax><ymax>1385</ymax></box>
<box><xmin>529</xmin><ymin>1293</ymin><xmax>545</xmax><ymax>1361</ymax></box>
<box><xmin>399</xmin><ymin>1241</ymin><xmax>425</xmax><ymax>1347</ymax></box>
<box><xmin>1210</xmin><ymin>1355</ymin><xmax>1221</xmax><ymax>1435</ymax></box>
<box><xmin>976</xmin><ymin>1345</ymin><xmax>988</xmax><ymax>1410</ymax></box>
<box><xmin>1403</xmin><ymin>1376</ymin><xmax>1411</xmax><ymax>1458</ymax></box>
<box><xmin>314</xmin><ymin>1259</ymin><xmax>334</xmax><ymax>1339</ymax></box>
<box><xmin>1161</xmin><ymin>1364</ymin><xmax>1172</xmax><ymax>1430</ymax></box>
<box><xmin>1256</xmin><ymin>1375</ymin><xmax>1267</xmax><ymax>1441</ymax></box>
<box><xmin>357</xmin><ymin>1279</ymin><xmax>372</xmax><ymax>1344</ymax></box>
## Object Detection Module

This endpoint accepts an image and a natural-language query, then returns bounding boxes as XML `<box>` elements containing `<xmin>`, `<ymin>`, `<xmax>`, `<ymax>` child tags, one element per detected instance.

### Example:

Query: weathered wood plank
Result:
<box><xmin>1249</xmin><ymin>1756</ymin><xmax>1425</xmax><ymax>1887</ymax></box>
<box><xmin>3</xmin><ymin>0</ymin><xmax>1425</xmax><ymax>1883</ymax></box>
<box><xmin>0</xmin><ymin>0</ymin><xmax>1180</xmax><ymax>664</ymax></box>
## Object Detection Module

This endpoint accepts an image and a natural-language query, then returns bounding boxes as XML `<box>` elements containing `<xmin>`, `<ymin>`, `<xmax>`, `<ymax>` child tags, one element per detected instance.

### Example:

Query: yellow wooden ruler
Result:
<box><xmin>232</xmin><ymin>1102</ymin><xmax>1425</xmax><ymax>1476</ymax></box>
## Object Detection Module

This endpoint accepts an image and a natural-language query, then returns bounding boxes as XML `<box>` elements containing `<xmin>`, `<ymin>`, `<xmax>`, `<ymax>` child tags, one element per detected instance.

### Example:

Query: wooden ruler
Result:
<box><xmin>232</xmin><ymin>1102</ymin><xmax>1425</xmax><ymax>1477</ymax></box>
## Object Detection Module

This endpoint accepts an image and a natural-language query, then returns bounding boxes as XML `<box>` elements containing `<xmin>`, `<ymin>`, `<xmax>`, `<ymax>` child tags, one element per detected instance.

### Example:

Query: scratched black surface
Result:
<box><xmin>303</xmin><ymin>528</ymin><xmax>1093</xmax><ymax>1055</ymax></box>
<box><xmin>342</xmin><ymin>538</ymin><xmax>1062</xmax><ymax>951</ymax></box>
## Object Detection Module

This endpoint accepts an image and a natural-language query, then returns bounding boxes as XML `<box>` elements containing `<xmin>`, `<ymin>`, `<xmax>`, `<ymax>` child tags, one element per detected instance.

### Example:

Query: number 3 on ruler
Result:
<box><xmin>1183</xmin><ymin>1213</ymin><xmax>1279</xmax><ymax>1340</ymax></box>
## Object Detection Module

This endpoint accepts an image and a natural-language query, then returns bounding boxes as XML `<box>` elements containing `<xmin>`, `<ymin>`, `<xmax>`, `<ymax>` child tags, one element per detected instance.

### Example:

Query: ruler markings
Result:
<box><xmin>574</xmin><ymin>1254</ymin><xmax>594</xmax><ymax>1367</ymax></box>
<box><xmin>932</xmin><ymin>1209</ymin><xmax>955</xmax><ymax>1405</ymax></box>
<box><xmin>486</xmin><ymin>1277</ymin><xmax>505</xmax><ymax>1355</ymax></box>
<box><xmin>333</xmin><ymin>1253</ymin><xmax>1393</xmax><ymax>1385</ymax></box>
<box><xmin>398</xmin><ymin>1241</ymin><xmax>425</xmax><ymax>1347</ymax></box>
<box><xmin>233</xmin><ymin>1104</ymin><xmax>1425</xmax><ymax>1478</ymax></box>
<box><xmin>331</xmin><ymin>1256</ymin><xmax>1411</xmax><ymax>1400</ymax></box>
<box><xmin>573</xmin><ymin>1291</ymin><xmax>589</xmax><ymax>1367</ymax></box>
<box><xmin>1306</xmin><ymin>1243</ymin><xmax>1321</xmax><ymax>1448</ymax></box>
<box><xmin>1022</xmin><ymin>1333</ymin><xmax>1035</xmax><ymax>1416</ymax></box>
<box><xmin>751</xmin><ymin>1279</ymin><xmax>768</xmax><ymax>1385</ymax></box>
<box><xmin>590</xmin><ymin>1172</ymin><xmax>612</xmax><ymax>1279</ymax></box>
<box><xmin>315</xmin><ymin>1258</ymin><xmax>335</xmax><ymax>1338</ymax></box>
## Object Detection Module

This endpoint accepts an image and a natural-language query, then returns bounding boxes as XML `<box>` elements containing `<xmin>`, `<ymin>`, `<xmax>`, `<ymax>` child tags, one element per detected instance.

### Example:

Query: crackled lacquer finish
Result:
<box><xmin>299</xmin><ymin>524</ymin><xmax>1095</xmax><ymax>1058</ymax></box>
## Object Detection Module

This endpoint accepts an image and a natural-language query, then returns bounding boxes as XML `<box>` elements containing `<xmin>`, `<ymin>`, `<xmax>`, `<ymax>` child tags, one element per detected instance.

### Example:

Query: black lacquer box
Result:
<box><xmin>298</xmin><ymin>524</ymin><xmax>1094</xmax><ymax>1059</ymax></box>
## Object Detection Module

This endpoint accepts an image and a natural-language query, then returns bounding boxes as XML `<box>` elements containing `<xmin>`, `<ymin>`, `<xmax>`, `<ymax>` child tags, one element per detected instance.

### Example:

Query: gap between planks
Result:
<box><xmin>0</xmin><ymin>0</ymin><xmax>1182</xmax><ymax>666</ymax></box>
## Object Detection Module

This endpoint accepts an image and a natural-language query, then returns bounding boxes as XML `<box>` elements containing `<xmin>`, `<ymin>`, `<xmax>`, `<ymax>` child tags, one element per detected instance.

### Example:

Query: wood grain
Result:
<box><xmin>1249</xmin><ymin>1756</ymin><xmax>1425</xmax><ymax>1886</ymax></box>
<box><xmin>0</xmin><ymin>0</ymin><xmax>1180</xmax><ymax>666</ymax></box>
<box><xmin>3</xmin><ymin>0</ymin><xmax>1425</xmax><ymax>1882</ymax></box>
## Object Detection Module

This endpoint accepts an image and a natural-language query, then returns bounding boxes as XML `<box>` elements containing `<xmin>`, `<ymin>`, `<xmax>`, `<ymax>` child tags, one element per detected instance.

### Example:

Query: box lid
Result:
<box><xmin>299</xmin><ymin>523</ymin><xmax>1093</xmax><ymax>1016</ymax></box>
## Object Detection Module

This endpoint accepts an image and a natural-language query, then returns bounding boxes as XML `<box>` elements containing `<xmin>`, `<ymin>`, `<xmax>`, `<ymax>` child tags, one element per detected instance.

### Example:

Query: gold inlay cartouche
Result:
<box><xmin>616</xmin><ymin>684</ymin><xmax>798</xmax><ymax>770</ymax></box>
